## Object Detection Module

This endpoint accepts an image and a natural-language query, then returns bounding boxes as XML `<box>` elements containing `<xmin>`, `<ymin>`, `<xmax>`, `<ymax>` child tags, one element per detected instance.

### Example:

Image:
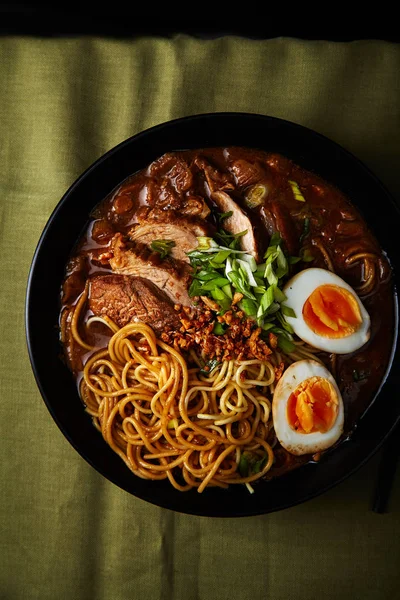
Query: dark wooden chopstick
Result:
<box><xmin>372</xmin><ymin>422</ymin><xmax>400</xmax><ymax>513</ymax></box>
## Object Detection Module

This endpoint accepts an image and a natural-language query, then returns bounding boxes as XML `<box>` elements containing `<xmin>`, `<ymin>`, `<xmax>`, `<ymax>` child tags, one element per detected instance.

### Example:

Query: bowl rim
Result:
<box><xmin>25</xmin><ymin>111</ymin><xmax>400</xmax><ymax>516</ymax></box>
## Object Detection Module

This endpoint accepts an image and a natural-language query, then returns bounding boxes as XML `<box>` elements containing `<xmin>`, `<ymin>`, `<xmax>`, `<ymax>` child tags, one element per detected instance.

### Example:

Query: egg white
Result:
<box><xmin>272</xmin><ymin>360</ymin><xmax>344</xmax><ymax>455</ymax></box>
<box><xmin>283</xmin><ymin>268</ymin><xmax>371</xmax><ymax>354</ymax></box>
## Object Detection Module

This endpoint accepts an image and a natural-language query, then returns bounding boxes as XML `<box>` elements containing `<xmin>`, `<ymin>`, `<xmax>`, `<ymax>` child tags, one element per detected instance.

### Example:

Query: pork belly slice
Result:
<box><xmin>129</xmin><ymin>212</ymin><xmax>213</xmax><ymax>263</ymax></box>
<box><xmin>89</xmin><ymin>274</ymin><xmax>181</xmax><ymax>334</ymax></box>
<box><xmin>109</xmin><ymin>233</ymin><xmax>193</xmax><ymax>307</ymax></box>
<box><xmin>211</xmin><ymin>191</ymin><xmax>260</xmax><ymax>261</ymax></box>
<box><xmin>128</xmin><ymin>223</ymin><xmax>198</xmax><ymax>263</ymax></box>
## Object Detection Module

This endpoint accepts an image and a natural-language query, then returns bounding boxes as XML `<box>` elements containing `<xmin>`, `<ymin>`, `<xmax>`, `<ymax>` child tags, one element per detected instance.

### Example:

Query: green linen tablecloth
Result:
<box><xmin>1</xmin><ymin>36</ymin><xmax>399</xmax><ymax>600</ymax></box>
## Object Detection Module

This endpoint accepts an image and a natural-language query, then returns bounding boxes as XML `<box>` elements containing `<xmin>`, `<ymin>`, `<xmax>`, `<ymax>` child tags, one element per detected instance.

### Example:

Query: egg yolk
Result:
<box><xmin>287</xmin><ymin>376</ymin><xmax>338</xmax><ymax>434</ymax></box>
<box><xmin>303</xmin><ymin>284</ymin><xmax>362</xmax><ymax>338</ymax></box>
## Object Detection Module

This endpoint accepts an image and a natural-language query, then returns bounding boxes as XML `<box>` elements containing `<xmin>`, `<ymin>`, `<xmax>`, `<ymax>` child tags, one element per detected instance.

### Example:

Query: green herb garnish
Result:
<box><xmin>200</xmin><ymin>358</ymin><xmax>221</xmax><ymax>377</ymax></box>
<box><xmin>300</xmin><ymin>217</ymin><xmax>310</xmax><ymax>243</ymax></box>
<box><xmin>218</xmin><ymin>210</ymin><xmax>234</xmax><ymax>221</ymax></box>
<box><xmin>213</xmin><ymin>322</ymin><xmax>226</xmax><ymax>335</ymax></box>
<box><xmin>187</xmin><ymin>227</ymin><xmax>296</xmax><ymax>331</ymax></box>
<box><xmin>151</xmin><ymin>239</ymin><xmax>176</xmax><ymax>259</ymax></box>
<box><xmin>238</xmin><ymin>451</ymin><xmax>268</xmax><ymax>477</ymax></box>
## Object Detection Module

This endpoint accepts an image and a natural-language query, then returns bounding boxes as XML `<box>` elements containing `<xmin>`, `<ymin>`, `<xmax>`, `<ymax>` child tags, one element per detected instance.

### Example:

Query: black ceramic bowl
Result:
<box><xmin>26</xmin><ymin>113</ymin><xmax>400</xmax><ymax>516</ymax></box>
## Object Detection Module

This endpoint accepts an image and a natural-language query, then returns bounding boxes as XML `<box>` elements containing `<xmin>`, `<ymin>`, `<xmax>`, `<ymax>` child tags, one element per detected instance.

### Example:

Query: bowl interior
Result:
<box><xmin>26</xmin><ymin>113</ymin><xmax>400</xmax><ymax>516</ymax></box>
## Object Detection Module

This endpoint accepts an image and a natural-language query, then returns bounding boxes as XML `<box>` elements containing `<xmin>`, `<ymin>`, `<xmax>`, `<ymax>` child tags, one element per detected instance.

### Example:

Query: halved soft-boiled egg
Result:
<box><xmin>283</xmin><ymin>268</ymin><xmax>370</xmax><ymax>354</ymax></box>
<box><xmin>272</xmin><ymin>360</ymin><xmax>344</xmax><ymax>455</ymax></box>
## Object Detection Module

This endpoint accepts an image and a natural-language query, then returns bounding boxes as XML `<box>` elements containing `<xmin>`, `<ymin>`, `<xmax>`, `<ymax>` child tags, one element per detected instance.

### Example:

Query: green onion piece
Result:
<box><xmin>200</xmin><ymin>277</ymin><xmax>230</xmax><ymax>291</ymax></box>
<box><xmin>256</xmin><ymin>262</ymin><xmax>266</xmax><ymax>275</ymax></box>
<box><xmin>244</xmin><ymin>184</ymin><xmax>268</xmax><ymax>209</ymax></box>
<box><xmin>273</xmin><ymin>286</ymin><xmax>287</xmax><ymax>303</ymax></box>
<box><xmin>265</xmin><ymin>262</ymin><xmax>278</xmax><ymax>286</ymax></box>
<box><xmin>262</xmin><ymin>322</ymin><xmax>275</xmax><ymax>331</ymax></box>
<box><xmin>228</xmin><ymin>271</ymin><xmax>256</xmax><ymax>300</ymax></box>
<box><xmin>288</xmin><ymin>255</ymin><xmax>302</xmax><ymax>264</ymax></box>
<box><xmin>276</xmin><ymin>246</ymin><xmax>288</xmax><ymax>279</ymax></box>
<box><xmin>277</xmin><ymin>334</ymin><xmax>296</xmax><ymax>353</ymax></box>
<box><xmin>276</xmin><ymin>311</ymin><xmax>294</xmax><ymax>334</ymax></box>
<box><xmin>238</xmin><ymin>299</ymin><xmax>258</xmax><ymax>316</ymax></box>
<box><xmin>288</xmin><ymin>180</ymin><xmax>306</xmax><ymax>202</ymax></box>
<box><xmin>281</xmin><ymin>305</ymin><xmax>296</xmax><ymax>318</ymax></box>
<box><xmin>264</xmin><ymin>248</ymin><xmax>279</xmax><ymax>264</ymax></box>
<box><xmin>188</xmin><ymin>279</ymin><xmax>203</xmax><ymax>297</ymax></box>
<box><xmin>300</xmin><ymin>217</ymin><xmax>310</xmax><ymax>243</ymax></box>
<box><xmin>301</xmin><ymin>248</ymin><xmax>314</xmax><ymax>263</ymax></box>
<box><xmin>239</xmin><ymin>451</ymin><xmax>267</xmax><ymax>477</ymax></box>
<box><xmin>213</xmin><ymin>322</ymin><xmax>226</xmax><ymax>335</ymax></box>
<box><xmin>167</xmin><ymin>418</ymin><xmax>179</xmax><ymax>429</ymax></box>
<box><xmin>212</xmin><ymin>249</ymin><xmax>231</xmax><ymax>264</ymax></box>
<box><xmin>150</xmin><ymin>239</ymin><xmax>176</xmax><ymax>259</ymax></box>
<box><xmin>239</xmin><ymin>254</ymin><xmax>258</xmax><ymax>272</ymax></box>
<box><xmin>218</xmin><ymin>210</ymin><xmax>233</xmax><ymax>221</ymax></box>
<box><xmin>237</xmin><ymin>259</ymin><xmax>258</xmax><ymax>287</ymax></box>
<box><xmin>266</xmin><ymin>302</ymin><xmax>280</xmax><ymax>315</ymax></box>
<box><xmin>269</xmin><ymin>232</ymin><xmax>283</xmax><ymax>247</ymax></box>
<box><xmin>211</xmin><ymin>288</ymin><xmax>231</xmax><ymax>310</ymax></box>
<box><xmin>238</xmin><ymin>453</ymin><xmax>249</xmax><ymax>477</ymax></box>
<box><xmin>192</xmin><ymin>270</ymin><xmax>221</xmax><ymax>281</ymax></box>
<box><xmin>260</xmin><ymin>286</ymin><xmax>275</xmax><ymax>313</ymax></box>
<box><xmin>254</xmin><ymin>285</ymin><xmax>266</xmax><ymax>294</ymax></box>
<box><xmin>252</xmin><ymin>456</ymin><xmax>268</xmax><ymax>474</ymax></box>
<box><xmin>196</xmin><ymin>236</ymin><xmax>219</xmax><ymax>250</ymax></box>
<box><xmin>222</xmin><ymin>283</ymin><xmax>233</xmax><ymax>299</ymax></box>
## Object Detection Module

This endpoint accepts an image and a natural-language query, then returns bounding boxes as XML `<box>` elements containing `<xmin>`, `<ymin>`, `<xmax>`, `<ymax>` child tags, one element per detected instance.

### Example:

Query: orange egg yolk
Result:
<box><xmin>303</xmin><ymin>284</ymin><xmax>362</xmax><ymax>338</ymax></box>
<box><xmin>287</xmin><ymin>376</ymin><xmax>338</xmax><ymax>434</ymax></box>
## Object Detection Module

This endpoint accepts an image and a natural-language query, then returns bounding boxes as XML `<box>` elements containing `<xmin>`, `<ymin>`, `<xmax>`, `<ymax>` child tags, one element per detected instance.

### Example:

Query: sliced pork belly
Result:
<box><xmin>130</xmin><ymin>211</ymin><xmax>214</xmax><ymax>263</ymax></box>
<box><xmin>89</xmin><ymin>274</ymin><xmax>181</xmax><ymax>333</ymax></box>
<box><xmin>128</xmin><ymin>223</ymin><xmax>198</xmax><ymax>263</ymax></box>
<box><xmin>109</xmin><ymin>233</ymin><xmax>193</xmax><ymax>307</ymax></box>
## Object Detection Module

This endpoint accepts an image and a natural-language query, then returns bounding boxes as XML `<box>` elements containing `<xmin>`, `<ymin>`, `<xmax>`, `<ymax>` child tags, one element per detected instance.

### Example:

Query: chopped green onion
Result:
<box><xmin>200</xmin><ymin>277</ymin><xmax>230</xmax><ymax>291</ymax></box>
<box><xmin>222</xmin><ymin>283</ymin><xmax>233</xmax><ymax>299</ymax></box>
<box><xmin>238</xmin><ymin>451</ymin><xmax>268</xmax><ymax>477</ymax></box>
<box><xmin>281</xmin><ymin>305</ymin><xmax>296</xmax><ymax>318</ymax></box>
<box><xmin>288</xmin><ymin>255</ymin><xmax>302</xmax><ymax>265</ymax></box>
<box><xmin>237</xmin><ymin>258</ymin><xmax>258</xmax><ymax>287</ymax></box>
<box><xmin>192</xmin><ymin>270</ymin><xmax>221</xmax><ymax>281</ymax></box>
<box><xmin>188</xmin><ymin>278</ymin><xmax>203</xmax><ymax>297</ymax></box>
<box><xmin>218</xmin><ymin>210</ymin><xmax>233</xmax><ymax>221</ymax></box>
<box><xmin>269</xmin><ymin>232</ymin><xmax>283</xmax><ymax>247</ymax></box>
<box><xmin>288</xmin><ymin>180</ymin><xmax>306</xmax><ymax>202</ymax></box>
<box><xmin>265</xmin><ymin>262</ymin><xmax>278</xmax><ymax>286</ymax></box>
<box><xmin>277</xmin><ymin>334</ymin><xmax>296</xmax><ymax>353</ymax></box>
<box><xmin>276</xmin><ymin>311</ymin><xmax>294</xmax><ymax>334</ymax></box>
<box><xmin>300</xmin><ymin>217</ymin><xmax>310</xmax><ymax>243</ymax></box>
<box><xmin>213</xmin><ymin>322</ymin><xmax>226</xmax><ymax>335</ymax></box>
<box><xmin>167</xmin><ymin>418</ymin><xmax>179</xmax><ymax>429</ymax></box>
<box><xmin>211</xmin><ymin>249</ymin><xmax>232</xmax><ymax>264</ymax></box>
<box><xmin>238</xmin><ymin>453</ymin><xmax>249</xmax><ymax>477</ymax></box>
<box><xmin>276</xmin><ymin>246</ymin><xmax>288</xmax><ymax>278</ymax></box>
<box><xmin>238</xmin><ymin>299</ymin><xmax>258</xmax><ymax>316</ymax></box>
<box><xmin>150</xmin><ymin>239</ymin><xmax>176</xmax><ymax>259</ymax></box>
<box><xmin>244</xmin><ymin>184</ymin><xmax>268</xmax><ymax>209</ymax></box>
<box><xmin>273</xmin><ymin>286</ymin><xmax>287</xmax><ymax>303</ymax></box>
<box><xmin>301</xmin><ymin>248</ymin><xmax>314</xmax><ymax>263</ymax></box>
<box><xmin>211</xmin><ymin>288</ymin><xmax>231</xmax><ymax>310</ymax></box>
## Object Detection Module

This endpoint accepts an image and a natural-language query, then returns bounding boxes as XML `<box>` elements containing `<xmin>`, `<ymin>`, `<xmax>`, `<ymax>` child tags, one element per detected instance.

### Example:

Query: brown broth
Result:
<box><xmin>60</xmin><ymin>147</ymin><xmax>394</xmax><ymax>476</ymax></box>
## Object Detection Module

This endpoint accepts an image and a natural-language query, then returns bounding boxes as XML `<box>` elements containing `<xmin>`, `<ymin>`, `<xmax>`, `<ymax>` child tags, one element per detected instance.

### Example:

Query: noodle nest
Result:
<box><xmin>80</xmin><ymin>321</ymin><xmax>279</xmax><ymax>493</ymax></box>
